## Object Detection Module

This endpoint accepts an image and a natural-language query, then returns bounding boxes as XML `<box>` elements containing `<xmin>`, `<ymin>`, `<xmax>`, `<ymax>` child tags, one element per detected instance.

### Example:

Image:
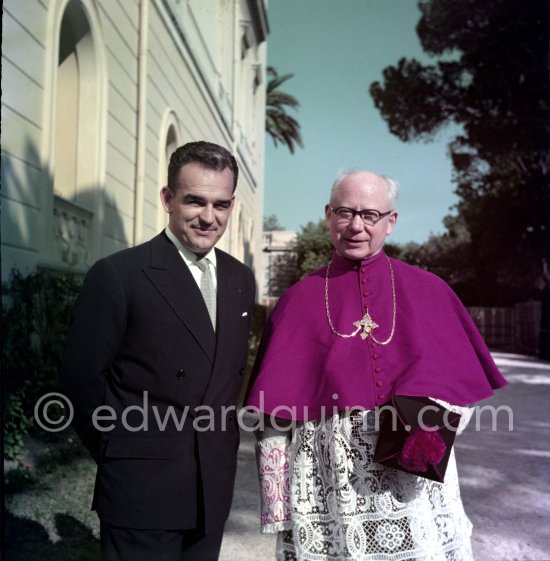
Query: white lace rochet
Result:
<box><xmin>256</xmin><ymin>403</ymin><xmax>474</xmax><ymax>561</ymax></box>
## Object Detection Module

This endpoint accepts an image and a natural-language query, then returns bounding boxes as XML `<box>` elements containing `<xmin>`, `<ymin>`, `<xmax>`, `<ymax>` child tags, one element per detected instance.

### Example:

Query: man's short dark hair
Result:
<box><xmin>167</xmin><ymin>141</ymin><xmax>239</xmax><ymax>193</ymax></box>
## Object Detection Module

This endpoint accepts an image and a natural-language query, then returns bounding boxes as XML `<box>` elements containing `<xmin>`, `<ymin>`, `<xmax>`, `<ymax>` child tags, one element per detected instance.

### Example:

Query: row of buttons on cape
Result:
<box><xmin>358</xmin><ymin>266</ymin><xmax>387</xmax><ymax>403</ymax></box>
<box><xmin>368</xmin><ymin>341</ymin><xmax>387</xmax><ymax>402</ymax></box>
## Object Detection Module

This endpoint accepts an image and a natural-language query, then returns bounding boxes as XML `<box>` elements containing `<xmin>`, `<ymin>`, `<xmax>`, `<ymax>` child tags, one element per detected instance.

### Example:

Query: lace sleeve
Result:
<box><xmin>256</xmin><ymin>435</ymin><xmax>292</xmax><ymax>533</ymax></box>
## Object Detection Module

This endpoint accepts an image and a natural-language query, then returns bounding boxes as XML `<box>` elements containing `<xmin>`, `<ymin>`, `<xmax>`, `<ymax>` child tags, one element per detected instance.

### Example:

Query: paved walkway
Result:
<box><xmin>219</xmin><ymin>352</ymin><xmax>550</xmax><ymax>561</ymax></box>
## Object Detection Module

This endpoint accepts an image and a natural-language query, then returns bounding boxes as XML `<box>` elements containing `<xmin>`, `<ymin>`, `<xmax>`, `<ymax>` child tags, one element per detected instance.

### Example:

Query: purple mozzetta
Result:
<box><xmin>246</xmin><ymin>250</ymin><xmax>507</xmax><ymax>420</ymax></box>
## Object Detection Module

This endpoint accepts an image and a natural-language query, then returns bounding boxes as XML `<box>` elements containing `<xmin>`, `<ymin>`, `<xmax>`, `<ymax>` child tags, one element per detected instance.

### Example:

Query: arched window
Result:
<box><xmin>165</xmin><ymin>125</ymin><xmax>178</xmax><ymax>180</ymax></box>
<box><xmin>49</xmin><ymin>0</ymin><xmax>105</xmax><ymax>268</ymax></box>
<box><xmin>53</xmin><ymin>0</ymin><xmax>97</xmax><ymax>207</ymax></box>
<box><xmin>157</xmin><ymin>118</ymin><xmax>181</xmax><ymax>231</ymax></box>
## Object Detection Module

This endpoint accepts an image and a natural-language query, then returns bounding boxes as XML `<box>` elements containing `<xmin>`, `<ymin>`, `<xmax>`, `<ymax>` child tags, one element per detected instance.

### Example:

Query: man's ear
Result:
<box><xmin>160</xmin><ymin>187</ymin><xmax>173</xmax><ymax>214</ymax></box>
<box><xmin>386</xmin><ymin>211</ymin><xmax>398</xmax><ymax>236</ymax></box>
<box><xmin>325</xmin><ymin>204</ymin><xmax>332</xmax><ymax>225</ymax></box>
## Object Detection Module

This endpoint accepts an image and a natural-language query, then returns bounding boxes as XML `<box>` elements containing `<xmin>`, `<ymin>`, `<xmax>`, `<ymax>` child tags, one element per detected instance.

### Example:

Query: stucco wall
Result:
<box><xmin>1</xmin><ymin>0</ymin><xmax>266</xmax><ymax>282</ymax></box>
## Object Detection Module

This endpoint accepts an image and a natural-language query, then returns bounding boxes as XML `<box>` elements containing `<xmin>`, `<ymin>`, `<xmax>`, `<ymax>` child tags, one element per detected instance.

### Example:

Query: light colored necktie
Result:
<box><xmin>196</xmin><ymin>259</ymin><xmax>216</xmax><ymax>331</ymax></box>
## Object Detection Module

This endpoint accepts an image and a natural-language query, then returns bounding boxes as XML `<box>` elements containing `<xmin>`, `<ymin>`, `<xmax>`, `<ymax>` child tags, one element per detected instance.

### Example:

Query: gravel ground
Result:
<box><xmin>218</xmin><ymin>424</ymin><xmax>277</xmax><ymax>561</ymax></box>
<box><xmin>5</xmin><ymin>352</ymin><xmax>549</xmax><ymax>560</ymax></box>
<box><xmin>456</xmin><ymin>352</ymin><xmax>550</xmax><ymax>561</ymax></box>
<box><xmin>220</xmin><ymin>352</ymin><xmax>550</xmax><ymax>561</ymax></box>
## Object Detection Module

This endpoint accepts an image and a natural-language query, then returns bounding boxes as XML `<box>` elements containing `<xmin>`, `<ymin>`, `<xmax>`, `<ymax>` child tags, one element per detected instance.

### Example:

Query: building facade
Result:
<box><xmin>1</xmin><ymin>0</ymin><xmax>267</xmax><ymax>281</ymax></box>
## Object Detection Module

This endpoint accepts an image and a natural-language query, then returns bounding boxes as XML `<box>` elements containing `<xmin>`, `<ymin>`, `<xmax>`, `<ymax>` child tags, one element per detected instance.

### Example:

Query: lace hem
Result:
<box><xmin>260</xmin><ymin>520</ymin><xmax>293</xmax><ymax>534</ymax></box>
<box><xmin>276</xmin><ymin>410</ymin><xmax>473</xmax><ymax>561</ymax></box>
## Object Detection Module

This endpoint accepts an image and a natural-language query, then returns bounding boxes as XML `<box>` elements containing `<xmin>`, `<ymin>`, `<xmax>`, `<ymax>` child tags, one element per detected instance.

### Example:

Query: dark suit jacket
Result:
<box><xmin>59</xmin><ymin>232</ymin><xmax>255</xmax><ymax>531</ymax></box>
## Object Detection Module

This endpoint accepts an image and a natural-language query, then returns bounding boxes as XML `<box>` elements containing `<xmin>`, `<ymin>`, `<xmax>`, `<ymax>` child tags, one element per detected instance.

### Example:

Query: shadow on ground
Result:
<box><xmin>4</xmin><ymin>512</ymin><xmax>100</xmax><ymax>561</ymax></box>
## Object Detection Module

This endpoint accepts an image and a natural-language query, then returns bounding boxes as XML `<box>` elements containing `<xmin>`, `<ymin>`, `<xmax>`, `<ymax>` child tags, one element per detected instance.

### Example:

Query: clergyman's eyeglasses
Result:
<box><xmin>330</xmin><ymin>206</ymin><xmax>394</xmax><ymax>226</ymax></box>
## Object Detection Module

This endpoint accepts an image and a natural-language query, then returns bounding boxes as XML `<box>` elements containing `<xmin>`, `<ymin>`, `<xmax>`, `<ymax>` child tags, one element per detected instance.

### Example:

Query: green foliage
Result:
<box><xmin>263</xmin><ymin>220</ymin><xmax>332</xmax><ymax>298</ymax></box>
<box><xmin>267</xmin><ymin>252</ymin><xmax>298</xmax><ymax>298</ymax></box>
<box><xmin>2</xmin><ymin>269</ymin><xmax>83</xmax><ymax>459</ymax></box>
<box><xmin>294</xmin><ymin>220</ymin><xmax>333</xmax><ymax>278</ymax></box>
<box><xmin>370</xmin><ymin>0</ymin><xmax>549</xmax><ymax>304</ymax></box>
<box><xmin>265</xmin><ymin>66</ymin><xmax>304</xmax><ymax>154</ymax></box>
<box><xmin>4</xmin><ymin>391</ymin><xmax>35</xmax><ymax>461</ymax></box>
<box><xmin>263</xmin><ymin>214</ymin><xmax>285</xmax><ymax>231</ymax></box>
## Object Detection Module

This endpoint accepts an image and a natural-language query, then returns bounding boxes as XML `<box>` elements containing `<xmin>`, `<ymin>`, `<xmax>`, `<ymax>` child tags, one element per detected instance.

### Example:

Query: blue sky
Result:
<box><xmin>264</xmin><ymin>0</ymin><xmax>459</xmax><ymax>244</ymax></box>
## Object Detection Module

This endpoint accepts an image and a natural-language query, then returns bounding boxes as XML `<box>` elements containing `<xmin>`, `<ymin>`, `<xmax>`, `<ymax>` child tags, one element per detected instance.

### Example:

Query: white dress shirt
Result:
<box><xmin>164</xmin><ymin>227</ymin><xmax>217</xmax><ymax>291</ymax></box>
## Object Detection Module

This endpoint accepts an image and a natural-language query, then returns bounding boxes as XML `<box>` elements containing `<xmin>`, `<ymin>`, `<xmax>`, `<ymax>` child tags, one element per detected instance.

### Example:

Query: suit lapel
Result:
<box><xmin>144</xmin><ymin>233</ymin><xmax>216</xmax><ymax>362</ymax></box>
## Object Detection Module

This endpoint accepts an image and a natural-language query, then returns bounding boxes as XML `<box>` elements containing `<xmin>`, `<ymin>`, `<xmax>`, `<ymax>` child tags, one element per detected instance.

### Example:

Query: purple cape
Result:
<box><xmin>246</xmin><ymin>251</ymin><xmax>507</xmax><ymax>420</ymax></box>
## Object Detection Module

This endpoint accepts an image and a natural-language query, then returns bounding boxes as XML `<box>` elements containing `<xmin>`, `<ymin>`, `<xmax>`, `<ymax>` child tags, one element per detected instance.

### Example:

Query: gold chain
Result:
<box><xmin>324</xmin><ymin>255</ymin><xmax>396</xmax><ymax>345</ymax></box>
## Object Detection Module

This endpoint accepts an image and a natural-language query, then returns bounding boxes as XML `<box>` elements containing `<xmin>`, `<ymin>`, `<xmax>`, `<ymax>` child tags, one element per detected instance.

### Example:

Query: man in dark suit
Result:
<box><xmin>59</xmin><ymin>141</ymin><xmax>256</xmax><ymax>561</ymax></box>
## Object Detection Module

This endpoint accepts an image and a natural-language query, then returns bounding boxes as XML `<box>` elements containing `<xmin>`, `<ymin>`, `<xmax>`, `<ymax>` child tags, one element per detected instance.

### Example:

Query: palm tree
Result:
<box><xmin>265</xmin><ymin>66</ymin><xmax>304</xmax><ymax>154</ymax></box>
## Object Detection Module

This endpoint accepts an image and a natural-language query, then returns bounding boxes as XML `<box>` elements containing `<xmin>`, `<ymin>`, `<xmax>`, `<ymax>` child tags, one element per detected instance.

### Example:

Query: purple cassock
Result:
<box><xmin>246</xmin><ymin>250</ymin><xmax>507</xmax><ymax>420</ymax></box>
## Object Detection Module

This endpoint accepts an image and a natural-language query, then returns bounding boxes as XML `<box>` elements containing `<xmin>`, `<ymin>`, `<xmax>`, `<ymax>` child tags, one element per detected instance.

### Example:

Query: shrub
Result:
<box><xmin>2</xmin><ymin>269</ymin><xmax>83</xmax><ymax>459</ymax></box>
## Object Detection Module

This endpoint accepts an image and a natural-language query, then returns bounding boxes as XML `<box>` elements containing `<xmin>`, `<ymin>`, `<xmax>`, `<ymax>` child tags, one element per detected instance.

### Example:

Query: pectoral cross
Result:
<box><xmin>353</xmin><ymin>313</ymin><xmax>379</xmax><ymax>340</ymax></box>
